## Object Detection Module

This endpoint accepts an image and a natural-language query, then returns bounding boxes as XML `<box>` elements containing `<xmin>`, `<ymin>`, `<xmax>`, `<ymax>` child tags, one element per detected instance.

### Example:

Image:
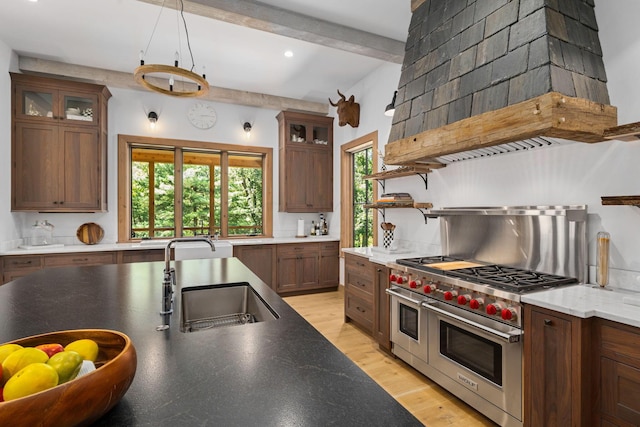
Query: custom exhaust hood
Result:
<box><xmin>384</xmin><ymin>0</ymin><xmax>619</xmax><ymax>166</ymax></box>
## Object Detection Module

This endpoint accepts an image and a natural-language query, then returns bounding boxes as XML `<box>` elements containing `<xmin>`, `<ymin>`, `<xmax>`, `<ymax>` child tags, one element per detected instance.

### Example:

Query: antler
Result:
<box><xmin>329</xmin><ymin>89</ymin><xmax>347</xmax><ymax>107</ymax></box>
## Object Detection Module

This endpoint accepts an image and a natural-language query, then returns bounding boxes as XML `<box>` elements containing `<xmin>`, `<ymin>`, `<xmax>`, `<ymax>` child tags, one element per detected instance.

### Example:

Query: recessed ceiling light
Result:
<box><xmin>28</xmin><ymin>0</ymin><xmax>38</xmax><ymax>2</ymax></box>
<box><xmin>284</xmin><ymin>50</ymin><xmax>293</xmax><ymax>58</ymax></box>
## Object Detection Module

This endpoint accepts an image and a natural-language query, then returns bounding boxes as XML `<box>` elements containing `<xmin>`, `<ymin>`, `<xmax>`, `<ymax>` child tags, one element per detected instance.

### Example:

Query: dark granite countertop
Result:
<box><xmin>0</xmin><ymin>257</ymin><xmax>420</xmax><ymax>426</ymax></box>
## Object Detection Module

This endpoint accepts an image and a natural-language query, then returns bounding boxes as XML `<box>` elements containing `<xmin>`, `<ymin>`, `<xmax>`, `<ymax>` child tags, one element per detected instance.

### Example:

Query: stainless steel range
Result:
<box><xmin>385</xmin><ymin>206</ymin><xmax>587</xmax><ymax>427</ymax></box>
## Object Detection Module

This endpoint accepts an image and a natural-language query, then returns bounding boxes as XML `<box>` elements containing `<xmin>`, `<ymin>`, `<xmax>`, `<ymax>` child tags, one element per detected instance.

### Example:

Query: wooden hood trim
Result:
<box><xmin>384</xmin><ymin>92</ymin><xmax>618</xmax><ymax>166</ymax></box>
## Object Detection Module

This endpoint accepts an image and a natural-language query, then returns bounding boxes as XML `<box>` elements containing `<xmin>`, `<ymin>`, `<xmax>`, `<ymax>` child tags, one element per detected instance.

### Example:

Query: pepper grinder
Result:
<box><xmin>596</xmin><ymin>231</ymin><xmax>610</xmax><ymax>287</ymax></box>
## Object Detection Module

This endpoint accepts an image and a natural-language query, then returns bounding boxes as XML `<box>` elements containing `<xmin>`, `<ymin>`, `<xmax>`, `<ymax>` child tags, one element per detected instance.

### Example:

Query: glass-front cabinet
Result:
<box><xmin>15</xmin><ymin>84</ymin><xmax>99</xmax><ymax>126</ymax></box>
<box><xmin>11</xmin><ymin>73</ymin><xmax>111</xmax><ymax>212</ymax></box>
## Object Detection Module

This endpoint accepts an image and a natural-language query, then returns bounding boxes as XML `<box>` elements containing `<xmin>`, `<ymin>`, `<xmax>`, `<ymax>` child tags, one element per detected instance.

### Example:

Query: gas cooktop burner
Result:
<box><xmin>445</xmin><ymin>265</ymin><xmax>578</xmax><ymax>292</ymax></box>
<box><xmin>395</xmin><ymin>256</ymin><xmax>578</xmax><ymax>292</ymax></box>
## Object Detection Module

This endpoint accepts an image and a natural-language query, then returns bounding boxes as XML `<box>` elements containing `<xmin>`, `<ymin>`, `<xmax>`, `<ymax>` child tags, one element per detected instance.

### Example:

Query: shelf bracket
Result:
<box><xmin>417</xmin><ymin>173</ymin><xmax>428</xmax><ymax>190</ymax></box>
<box><xmin>414</xmin><ymin>206</ymin><xmax>437</xmax><ymax>224</ymax></box>
<box><xmin>365</xmin><ymin>206</ymin><xmax>386</xmax><ymax>222</ymax></box>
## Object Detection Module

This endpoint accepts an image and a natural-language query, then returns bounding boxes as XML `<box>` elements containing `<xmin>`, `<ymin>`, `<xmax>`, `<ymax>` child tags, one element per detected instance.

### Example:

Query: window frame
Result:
<box><xmin>340</xmin><ymin>131</ymin><xmax>379</xmax><ymax>249</ymax></box>
<box><xmin>117</xmin><ymin>134</ymin><xmax>273</xmax><ymax>243</ymax></box>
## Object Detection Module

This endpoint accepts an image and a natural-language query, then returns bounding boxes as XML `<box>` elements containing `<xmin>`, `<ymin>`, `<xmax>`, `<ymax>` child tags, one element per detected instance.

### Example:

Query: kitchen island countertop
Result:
<box><xmin>0</xmin><ymin>257</ymin><xmax>420</xmax><ymax>426</ymax></box>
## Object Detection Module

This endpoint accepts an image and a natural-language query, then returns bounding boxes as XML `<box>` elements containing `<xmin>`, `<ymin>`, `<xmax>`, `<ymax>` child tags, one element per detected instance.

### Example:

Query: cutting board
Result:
<box><xmin>76</xmin><ymin>222</ymin><xmax>104</xmax><ymax>245</ymax></box>
<box><xmin>425</xmin><ymin>261</ymin><xmax>485</xmax><ymax>270</ymax></box>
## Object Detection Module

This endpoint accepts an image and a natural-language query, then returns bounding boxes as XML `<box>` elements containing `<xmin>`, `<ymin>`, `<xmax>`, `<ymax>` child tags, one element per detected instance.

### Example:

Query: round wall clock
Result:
<box><xmin>187</xmin><ymin>102</ymin><xmax>217</xmax><ymax>129</ymax></box>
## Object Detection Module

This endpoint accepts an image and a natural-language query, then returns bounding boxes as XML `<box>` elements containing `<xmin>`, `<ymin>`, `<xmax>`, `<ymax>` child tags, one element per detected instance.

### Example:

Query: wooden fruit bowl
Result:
<box><xmin>0</xmin><ymin>329</ymin><xmax>137</xmax><ymax>427</ymax></box>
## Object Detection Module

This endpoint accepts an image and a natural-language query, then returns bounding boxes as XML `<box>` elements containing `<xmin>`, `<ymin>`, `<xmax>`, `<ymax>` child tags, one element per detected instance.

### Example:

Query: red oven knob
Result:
<box><xmin>396</xmin><ymin>276</ymin><xmax>405</xmax><ymax>285</ymax></box>
<box><xmin>443</xmin><ymin>290</ymin><xmax>458</xmax><ymax>301</ymax></box>
<box><xmin>409</xmin><ymin>279</ymin><xmax>419</xmax><ymax>289</ymax></box>
<box><xmin>501</xmin><ymin>308</ymin><xmax>517</xmax><ymax>321</ymax></box>
<box><xmin>486</xmin><ymin>302</ymin><xmax>504</xmax><ymax>316</ymax></box>
<box><xmin>469</xmin><ymin>298</ymin><xmax>484</xmax><ymax>310</ymax></box>
<box><xmin>457</xmin><ymin>294</ymin><xmax>470</xmax><ymax>305</ymax></box>
<box><xmin>389</xmin><ymin>274</ymin><xmax>397</xmax><ymax>282</ymax></box>
<box><xmin>423</xmin><ymin>284</ymin><xmax>435</xmax><ymax>294</ymax></box>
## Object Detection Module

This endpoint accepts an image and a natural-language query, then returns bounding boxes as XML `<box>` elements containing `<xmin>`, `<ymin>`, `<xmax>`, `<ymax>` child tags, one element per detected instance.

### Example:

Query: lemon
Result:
<box><xmin>0</xmin><ymin>344</ymin><xmax>23</xmax><ymax>364</ymax></box>
<box><xmin>64</xmin><ymin>339</ymin><xmax>99</xmax><ymax>362</ymax></box>
<box><xmin>47</xmin><ymin>351</ymin><xmax>83</xmax><ymax>384</ymax></box>
<box><xmin>2</xmin><ymin>347</ymin><xmax>49</xmax><ymax>384</ymax></box>
<box><xmin>3</xmin><ymin>363</ymin><xmax>59</xmax><ymax>401</ymax></box>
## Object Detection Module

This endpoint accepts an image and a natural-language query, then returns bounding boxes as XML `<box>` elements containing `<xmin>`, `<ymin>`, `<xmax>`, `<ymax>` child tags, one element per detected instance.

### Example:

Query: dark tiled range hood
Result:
<box><xmin>384</xmin><ymin>0</ymin><xmax>619</xmax><ymax>166</ymax></box>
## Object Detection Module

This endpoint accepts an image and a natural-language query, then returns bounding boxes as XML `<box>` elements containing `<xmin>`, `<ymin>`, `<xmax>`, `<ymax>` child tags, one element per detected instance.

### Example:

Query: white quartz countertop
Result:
<box><xmin>521</xmin><ymin>284</ymin><xmax>640</xmax><ymax>328</ymax></box>
<box><xmin>0</xmin><ymin>236</ymin><xmax>339</xmax><ymax>255</ymax></box>
<box><xmin>342</xmin><ymin>246</ymin><xmax>426</xmax><ymax>265</ymax></box>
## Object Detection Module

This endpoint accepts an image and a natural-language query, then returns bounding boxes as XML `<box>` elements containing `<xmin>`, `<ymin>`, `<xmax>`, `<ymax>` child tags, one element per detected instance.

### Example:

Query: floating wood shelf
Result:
<box><xmin>603</xmin><ymin>122</ymin><xmax>640</xmax><ymax>142</ymax></box>
<box><xmin>601</xmin><ymin>196</ymin><xmax>640</xmax><ymax>206</ymax></box>
<box><xmin>364</xmin><ymin>202</ymin><xmax>434</xmax><ymax>223</ymax></box>
<box><xmin>364</xmin><ymin>165</ymin><xmax>442</xmax><ymax>191</ymax></box>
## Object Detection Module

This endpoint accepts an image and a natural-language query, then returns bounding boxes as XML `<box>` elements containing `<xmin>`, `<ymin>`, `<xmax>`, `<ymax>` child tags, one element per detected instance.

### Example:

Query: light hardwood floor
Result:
<box><xmin>283</xmin><ymin>287</ymin><xmax>498</xmax><ymax>426</ymax></box>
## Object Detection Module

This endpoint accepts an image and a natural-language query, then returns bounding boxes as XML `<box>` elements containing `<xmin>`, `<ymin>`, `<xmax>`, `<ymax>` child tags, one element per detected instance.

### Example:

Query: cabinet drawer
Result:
<box><xmin>345</xmin><ymin>268</ymin><xmax>374</xmax><ymax>296</ymax></box>
<box><xmin>121</xmin><ymin>249</ymin><xmax>164</xmax><ymax>263</ymax></box>
<box><xmin>277</xmin><ymin>243</ymin><xmax>319</xmax><ymax>256</ymax></box>
<box><xmin>320</xmin><ymin>241</ymin><xmax>339</xmax><ymax>252</ymax></box>
<box><xmin>345</xmin><ymin>290</ymin><xmax>374</xmax><ymax>333</ymax></box>
<box><xmin>601</xmin><ymin>357</ymin><xmax>640</xmax><ymax>424</ymax></box>
<box><xmin>3</xmin><ymin>255</ymin><xmax>43</xmax><ymax>271</ymax></box>
<box><xmin>600</xmin><ymin>323</ymin><xmax>640</xmax><ymax>363</ymax></box>
<box><xmin>44</xmin><ymin>252</ymin><xmax>116</xmax><ymax>267</ymax></box>
<box><xmin>345</xmin><ymin>254</ymin><xmax>370</xmax><ymax>276</ymax></box>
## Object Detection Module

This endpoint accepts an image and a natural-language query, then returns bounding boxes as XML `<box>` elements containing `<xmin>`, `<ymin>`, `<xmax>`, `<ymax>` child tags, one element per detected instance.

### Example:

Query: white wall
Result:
<box><xmin>333</xmin><ymin>1</ymin><xmax>640</xmax><ymax>290</ymax></box>
<box><xmin>0</xmin><ymin>40</ymin><xmax>24</xmax><ymax>251</ymax></box>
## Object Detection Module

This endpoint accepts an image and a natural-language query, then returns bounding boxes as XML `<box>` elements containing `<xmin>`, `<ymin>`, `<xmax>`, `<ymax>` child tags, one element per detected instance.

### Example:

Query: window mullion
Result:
<box><xmin>149</xmin><ymin>161</ymin><xmax>155</xmax><ymax>237</ymax></box>
<box><xmin>175</xmin><ymin>148</ymin><xmax>184</xmax><ymax>237</ymax></box>
<box><xmin>220</xmin><ymin>151</ymin><xmax>229</xmax><ymax>237</ymax></box>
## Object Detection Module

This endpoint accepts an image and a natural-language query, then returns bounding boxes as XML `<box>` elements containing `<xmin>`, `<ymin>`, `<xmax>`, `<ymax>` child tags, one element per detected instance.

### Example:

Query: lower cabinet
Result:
<box><xmin>275</xmin><ymin>241</ymin><xmax>339</xmax><ymax>295</ymax></box>
<box><xmin>598</xmin><ymin>319</ymin><xmax>640</xmax><ymax>426</ymax></box>
<box><xmin>344</xmin><ymin>253</ymin><xmax>391</xmax><ymax>350</ymax></box>
<box><xmin>233</xmin><ymin>244</ymin><xmax>277</xmax><ymax>290</ymax></box>
<box><xmin>1</xmin><ymin>249</ymin><xmax>163</xmax><ymax>285</ymax></box>
<box><xmin>524</xmin><ymin>304</ymin><xmax>593</xmax><ymax>427</ymax></box>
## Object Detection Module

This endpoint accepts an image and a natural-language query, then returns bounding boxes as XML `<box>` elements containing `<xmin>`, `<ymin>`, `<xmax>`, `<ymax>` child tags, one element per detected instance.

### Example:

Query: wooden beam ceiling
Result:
<box><xmin>137</xmin><ymin>0</ymin><xmax>405</xmax><ymax>64</ymax></box>
<box><xmin>18</xmin><ymin>56</ymin><xmax>328</xmax><ymax>114</ymax></box>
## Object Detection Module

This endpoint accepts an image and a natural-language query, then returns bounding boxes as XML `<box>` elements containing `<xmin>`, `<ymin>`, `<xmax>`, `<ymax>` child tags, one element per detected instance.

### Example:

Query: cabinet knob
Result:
<box><xmin>543</xmin><ymin>319</ymin><xmax>552</xmax><ymax>326</ymax></box>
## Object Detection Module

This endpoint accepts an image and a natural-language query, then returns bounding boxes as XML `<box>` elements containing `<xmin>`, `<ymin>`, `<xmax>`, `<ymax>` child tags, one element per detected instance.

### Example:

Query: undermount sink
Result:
<box><xmin>180</xmin><ymin>282</ymin><xmax>279</xmax><ymax>333</ymax></box>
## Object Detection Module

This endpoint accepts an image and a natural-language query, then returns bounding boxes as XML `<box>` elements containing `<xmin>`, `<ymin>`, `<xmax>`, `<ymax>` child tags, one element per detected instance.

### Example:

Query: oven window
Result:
<box><xmin>440</xmin><ymin>321</ymin><xmax>502</xmax><ymax>386</ymax></box>
<box><xmin>399</xmin><ymin>303</ymin><xmax>419</xmax><ymax>341</ymax></box>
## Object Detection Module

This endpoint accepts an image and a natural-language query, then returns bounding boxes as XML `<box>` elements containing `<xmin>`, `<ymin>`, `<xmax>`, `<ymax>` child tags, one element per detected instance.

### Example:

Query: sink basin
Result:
<box><xmin>180</xmin><ymin>282</ymin><xmax>279</xmax><ymax>332</ymax></box>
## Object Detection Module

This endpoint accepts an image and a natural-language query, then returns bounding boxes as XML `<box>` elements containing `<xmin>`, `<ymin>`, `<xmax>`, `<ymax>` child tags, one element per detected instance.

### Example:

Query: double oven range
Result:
<box><xmin>385</xmin><ymin>206</ymin><xmax>588</xmax><ymax>427</ymax></box>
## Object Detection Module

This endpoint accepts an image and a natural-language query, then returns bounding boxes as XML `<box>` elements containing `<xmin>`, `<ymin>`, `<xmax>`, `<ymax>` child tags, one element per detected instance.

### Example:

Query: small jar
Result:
<box><xmin>596</xmin><ymin>231</ymin><xmax>610</xmax><ymax>287</ymax></box>
<box><xmin>30</xmin><ymin>220</ymin><xmax>54</xmax><ymax>246</ymax></box>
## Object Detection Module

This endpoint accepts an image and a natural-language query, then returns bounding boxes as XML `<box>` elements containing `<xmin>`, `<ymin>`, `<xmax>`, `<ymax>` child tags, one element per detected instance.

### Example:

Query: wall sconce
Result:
<box><xmin>384</xmin><ymin>90</ymin><xmax>397</xmax><ymax>117</ymax></box>
<box><xmin>148</xmin><ymin>111</ymin><xmax>158</xmax><ymax>129</ymax></box>
<box><xmin>243</xmin><ymin>122</ymin><xmax>252</xmax><ymax>138</ymax></box>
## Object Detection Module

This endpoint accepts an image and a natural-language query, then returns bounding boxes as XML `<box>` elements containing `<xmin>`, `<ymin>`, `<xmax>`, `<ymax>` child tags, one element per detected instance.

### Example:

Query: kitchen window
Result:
<box><xmin>340</xmin><ymin>131</ymin><xmax>378</xmax><ymax>248</ymax></box>
<box><xmin>118</xmin><ymin>135</ymin><xmax>273</xmax><ymax>242</ymax></box>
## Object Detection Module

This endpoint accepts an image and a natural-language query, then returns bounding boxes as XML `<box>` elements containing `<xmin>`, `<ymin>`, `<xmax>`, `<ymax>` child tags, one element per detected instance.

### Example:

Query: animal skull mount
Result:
<box><xmin>329</xmin><ymin>90</ymin><xmax>360</xmax><ymax>128</ymax></box>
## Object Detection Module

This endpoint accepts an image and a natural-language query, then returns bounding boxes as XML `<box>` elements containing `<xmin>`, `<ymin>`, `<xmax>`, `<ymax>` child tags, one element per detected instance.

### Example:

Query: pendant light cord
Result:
<box><xmin>142</xmin><ymin>0</ymin><xmax>196</xmax><ymax>72</ymax></box>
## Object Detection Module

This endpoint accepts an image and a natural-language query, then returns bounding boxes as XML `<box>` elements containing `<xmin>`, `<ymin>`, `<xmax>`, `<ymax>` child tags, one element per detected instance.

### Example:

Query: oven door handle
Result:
<box><xmin>385</xmin><ymin>288</ymin><xmax>424</xmax><ymax>306</ymax></box>
<box><xmin>420</xmin><ymin>301</ymin><xmax>522</xmax><ymax>343</ymax></box>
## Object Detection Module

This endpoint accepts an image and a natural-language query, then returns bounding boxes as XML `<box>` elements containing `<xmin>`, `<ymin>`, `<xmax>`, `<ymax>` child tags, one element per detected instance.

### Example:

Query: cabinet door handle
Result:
<box><xmin>73</xmin><ymin>258</ymin><xmax>89</xmax><ymax>262</ymax></box>
<box><xmin>543</xmin><ymin>319</ymin><xmax>553</xmax><ymax>326</ymax></box>
<box><xmin>377</xmin><ymin>268</ymin><xmax>382</xmax><ymax>272</ymax></box>
<box><xmin>13</xmin><ymin>260</ymin><xmax>33</xmax><ymax>266</ymax></box>
<box><xmin>356</xmin><ymin>306</ymin><xmax>366</xmax><ymax>313</ymax></box>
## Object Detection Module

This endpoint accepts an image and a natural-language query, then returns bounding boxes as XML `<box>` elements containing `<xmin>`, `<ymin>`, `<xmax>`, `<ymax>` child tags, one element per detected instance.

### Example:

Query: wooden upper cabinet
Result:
<box><xmin>11</xmin><ymin>73</ymin><xmax>111</xmax><ymax>212</ymax></box>
<box><xmin>277</xmin><ymin>111</ymin><xmax>333</xmax><ymax>212</ymax></box>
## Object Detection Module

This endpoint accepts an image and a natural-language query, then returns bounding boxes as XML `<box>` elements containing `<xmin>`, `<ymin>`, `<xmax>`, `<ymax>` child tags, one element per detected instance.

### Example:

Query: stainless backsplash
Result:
<box><xmin>430</xmin><ymin>206</ymin><xmax>587</xmax><ymax>283</ymax></box>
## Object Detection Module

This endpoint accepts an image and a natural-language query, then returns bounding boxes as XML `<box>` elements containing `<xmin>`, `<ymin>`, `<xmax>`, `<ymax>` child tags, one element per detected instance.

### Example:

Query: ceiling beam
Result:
<box><xmin>18</xmin><ymin>56</ymin><xmax>329</xmax><ymax>114</ymax></box>
<box><xmin>137</xmin><ymin>0</ymin><xmax>405</xmax><ymax>64</ymax></box>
